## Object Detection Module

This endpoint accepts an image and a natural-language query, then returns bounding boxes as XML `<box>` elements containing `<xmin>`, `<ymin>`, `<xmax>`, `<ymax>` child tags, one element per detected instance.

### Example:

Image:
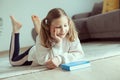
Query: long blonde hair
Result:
<box><xmin>39</xmin><ymin>8</ymin><xmax>78</xmax><ymax>48</ymax></box>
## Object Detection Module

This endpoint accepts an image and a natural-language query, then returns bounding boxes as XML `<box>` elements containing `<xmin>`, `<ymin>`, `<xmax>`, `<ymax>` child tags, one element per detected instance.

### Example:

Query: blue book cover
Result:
<box><xmin>60</xmin><ymin>61</ymin><xmax>90</xmax><ymax>71</ymax></box>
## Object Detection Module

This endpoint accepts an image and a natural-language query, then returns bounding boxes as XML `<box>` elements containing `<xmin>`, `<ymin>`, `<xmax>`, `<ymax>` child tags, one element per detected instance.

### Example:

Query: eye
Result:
<box><xmin>64</xmin><ymin>24</ymin><xmax>67</xmax><ymax>27</ymax></box>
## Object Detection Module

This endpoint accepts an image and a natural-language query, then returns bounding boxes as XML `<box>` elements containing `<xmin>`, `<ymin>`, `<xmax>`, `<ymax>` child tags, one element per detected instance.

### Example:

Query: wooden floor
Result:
<box><xmin>0</xmin><ymin>41</ymin><xmax>120</xmax><ymax>80</ymax></box>
<box><xmin>2</xmin><ymin>55</ymin><xmax>120</xmax><ymax>80</ymax></box>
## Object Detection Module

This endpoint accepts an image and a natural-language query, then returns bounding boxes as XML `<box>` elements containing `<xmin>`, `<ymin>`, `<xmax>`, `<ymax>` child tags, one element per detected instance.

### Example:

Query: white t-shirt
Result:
<box><xmin>28</xmin><ymin>35</ymin><xmax>84</xmax><ymax>66</ymax></box>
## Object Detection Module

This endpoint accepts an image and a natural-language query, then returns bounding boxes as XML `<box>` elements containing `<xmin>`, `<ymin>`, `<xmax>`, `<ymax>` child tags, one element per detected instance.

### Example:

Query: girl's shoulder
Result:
<box><xmin>65</xmin><ymin>36</ymin><xmax>80</xmax><ymax>43</ymax></box>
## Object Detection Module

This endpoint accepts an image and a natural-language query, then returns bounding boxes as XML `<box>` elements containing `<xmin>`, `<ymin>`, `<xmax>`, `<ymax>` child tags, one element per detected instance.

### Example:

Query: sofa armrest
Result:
<box><xmin>73</xmin><ymin>18</ymin><xmax>90</xmax><ymax>40</ymax></box>
<box><xmin>72</xmin><ymin>12</ymin><xmax>91</xmax><ymax>20</ymax></box>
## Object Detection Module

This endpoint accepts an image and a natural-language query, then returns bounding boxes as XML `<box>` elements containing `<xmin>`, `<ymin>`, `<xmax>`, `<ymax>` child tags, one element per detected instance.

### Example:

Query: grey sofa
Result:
<box><xmin>72</xmin><ymin>2</ymin><xmax>120</xmax><ymax>41</ymax></box>
<box><xmin>31</xmin><ymin>2</ymin><xmax>120</xmax><ymax>42</ymax></box>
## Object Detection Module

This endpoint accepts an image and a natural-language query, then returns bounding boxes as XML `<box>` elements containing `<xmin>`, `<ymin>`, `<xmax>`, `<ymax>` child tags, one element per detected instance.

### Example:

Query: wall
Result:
<box><xmin>0</xmin><ymin>0</ymin><xmax>102</xmax><ymax>51</ymax></box>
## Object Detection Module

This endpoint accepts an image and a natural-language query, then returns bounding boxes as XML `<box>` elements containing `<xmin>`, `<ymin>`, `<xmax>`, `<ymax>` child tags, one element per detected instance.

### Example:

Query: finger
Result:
<box><xmin>49</xmin><ymin>60</ymin><xmax>57</xmax><ymax>67</ymax></box>
<box><xmin>45</xmin><ymin>59</ymin><xmax>52</xmax><ymax>65</ymax></box>
<box><xmin>46</xmin><ymin>64</ymin><xmax>57</xmax><ymax>69</ymax></box>
<box><xmin>45</xmin><ymin>60</ymin><xmax>57</xmax><ymax>68</ymax></box>
<box><xmin>45</xmin><ymin>62</ymin><xmax>50</xmax><ymax>65</ymax></box>
<box><xmin>46</xmin><ymin>64</ymin><xmax>55</xmax><ymax>68</ymax></box>
<box><xmin>50</xmin><ymin>28</ymin><xmax>56</xmax><ymax>39</ymax></box>
<box><xmin>54</xmin><ymin>29</ymin><xmax>59</xmax><ymax>39</ymax></box>
<box><xmin>46</xmin><ymin>59</ymin><xmax>51</xmax><ymax>62</ymax></box>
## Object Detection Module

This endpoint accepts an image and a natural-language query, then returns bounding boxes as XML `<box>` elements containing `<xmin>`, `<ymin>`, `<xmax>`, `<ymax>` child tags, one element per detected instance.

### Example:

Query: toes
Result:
<box><xmin>10</xmin><ymin>16</ymin><xmax>16</xmax><ymax>22</ymax></box>
<box><xmin>31</xmin><ymin>15</ymin><xmax>36</xmax><ymax>20</ymax></box>
<box><xmin>31</xmin><ymin>15</ymin><xmax>40</xmax><ymax>21</ymax></box>
<box><xmin>10</xmin><ymin>16</ymin><xmax>22</xmax><ymax>27</ymax></box>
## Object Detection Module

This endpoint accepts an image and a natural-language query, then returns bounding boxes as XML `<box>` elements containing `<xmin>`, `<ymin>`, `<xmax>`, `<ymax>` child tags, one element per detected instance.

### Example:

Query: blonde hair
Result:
<box><xmin>39</xmin><ymin>8</ymin><xmax>78</xmax><ymax>48</ymax></box>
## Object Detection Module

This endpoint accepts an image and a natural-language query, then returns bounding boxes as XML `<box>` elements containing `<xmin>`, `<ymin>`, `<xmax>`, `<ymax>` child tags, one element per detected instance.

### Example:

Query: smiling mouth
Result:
<box><xmin>60</xmin><ymin>34</ymin><xmax>65</xmax><ymax>35</ymax></box>
<box><xmin>57</xmin><ymin>34</ymin><xmax>65</xmax><ymax>36</ymax></box>
<box><xmin>59</xmin><ymin>33</ymin><xmax>66</xmax><ymax>36</ymax></box>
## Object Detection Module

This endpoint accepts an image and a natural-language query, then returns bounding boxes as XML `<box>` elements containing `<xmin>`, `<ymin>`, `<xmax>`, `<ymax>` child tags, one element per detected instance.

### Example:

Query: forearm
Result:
<box><xmin>57</xmin><ymin>51</ymin><xmax>84</xmax><ymax>64</ymax></box>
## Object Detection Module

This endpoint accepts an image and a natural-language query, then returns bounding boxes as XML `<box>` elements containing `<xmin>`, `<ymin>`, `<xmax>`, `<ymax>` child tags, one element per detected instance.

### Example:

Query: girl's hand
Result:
<box><xmin>45</xmin><ymin>59</ymin><xmax>57</xmax><ymax>69</ymax></box>
<box><xmin>45</xmin><ymin>57</ymin><xmax>61</xmax><ymax>69</ymax></box>
<box><xmin>53</xmin><ymin>29</ymin><xmax>62</xmax><ymax>43</ymax></box>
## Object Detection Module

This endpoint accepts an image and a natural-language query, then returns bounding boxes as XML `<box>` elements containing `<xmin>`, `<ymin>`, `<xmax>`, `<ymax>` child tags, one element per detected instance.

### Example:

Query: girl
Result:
<box><xmin>9</xmin><ymin>8</ymin><xmax>84</xmax><ymax>69</ymax></box>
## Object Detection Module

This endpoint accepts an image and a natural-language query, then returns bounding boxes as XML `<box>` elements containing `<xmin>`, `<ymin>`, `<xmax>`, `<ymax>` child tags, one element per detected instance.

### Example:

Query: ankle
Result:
<box><xmin>13</xmin><ymin>30</ymin><xmax>20</xmax><ymax>33</ymax></box>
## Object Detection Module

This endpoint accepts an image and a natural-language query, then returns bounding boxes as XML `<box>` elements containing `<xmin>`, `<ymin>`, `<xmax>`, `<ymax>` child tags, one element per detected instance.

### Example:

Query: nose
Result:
<box><xmin>61</xmin><ymin>26</ymin><xmax>65</xmax><ymax>33</ymax></box>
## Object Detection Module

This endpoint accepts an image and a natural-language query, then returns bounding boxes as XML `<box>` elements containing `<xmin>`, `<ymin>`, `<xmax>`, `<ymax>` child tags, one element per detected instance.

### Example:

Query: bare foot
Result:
<box><xmin>10</xmin><ymin>16</ymin><xmax>22</xmax><ymax>33</ymax></box>
<box><xmin>31</xmin><ymin>15</ymin><xmax>41</xmax><ymax>34</ymax></box>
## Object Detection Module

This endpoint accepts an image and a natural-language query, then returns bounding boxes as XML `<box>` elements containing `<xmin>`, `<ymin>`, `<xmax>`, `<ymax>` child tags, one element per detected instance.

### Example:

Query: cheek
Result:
<box><xmin>56</xmin><ymin>29</ymin><xmax>61</xmax><ymax>33</ymax></box>
<box><xmin>66</xmin><ymin>27</ymin><xmax>69</xmax><ymax>32</ymax></box>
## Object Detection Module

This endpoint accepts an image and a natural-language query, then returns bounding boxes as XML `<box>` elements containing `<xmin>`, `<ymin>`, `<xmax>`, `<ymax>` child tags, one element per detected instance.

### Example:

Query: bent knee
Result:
<box><xmin>9</xmin><ymin>60</ymin><xmax>22</xmax><ymax>66</ymax></box>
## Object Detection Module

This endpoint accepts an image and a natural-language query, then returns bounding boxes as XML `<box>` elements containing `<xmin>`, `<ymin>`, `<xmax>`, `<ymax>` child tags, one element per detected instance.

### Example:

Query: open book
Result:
<box><xmin>60</xmin><ymin>60</ymin><xmax>90</xmax><ymax>71</ymax></box>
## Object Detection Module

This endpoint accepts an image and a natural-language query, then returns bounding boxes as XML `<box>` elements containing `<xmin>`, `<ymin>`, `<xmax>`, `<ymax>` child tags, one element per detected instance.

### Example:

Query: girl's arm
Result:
<box><xmin>54</xmin><ymin>37</ymin><xmax>85</xmax><ymax>64</ymax></box>
<box><xmin>35</xmin><ymin>35</ymin><xmax>51</xmax><ymax>65</ymax></box>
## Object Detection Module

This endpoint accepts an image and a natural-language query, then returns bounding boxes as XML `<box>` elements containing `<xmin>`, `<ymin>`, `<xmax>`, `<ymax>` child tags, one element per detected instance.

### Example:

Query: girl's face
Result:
<box><xmin>50</xmin><ymin>16</ymin><xmax>69</xmax><ymax>39</ymax></box>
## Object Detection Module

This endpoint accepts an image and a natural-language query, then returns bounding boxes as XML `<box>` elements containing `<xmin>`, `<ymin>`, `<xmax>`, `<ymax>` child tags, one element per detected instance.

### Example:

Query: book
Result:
<box><xmin>60</xmin><ymin>60</ymin><xmax>90</xmax><ymax>71</ymax></box>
